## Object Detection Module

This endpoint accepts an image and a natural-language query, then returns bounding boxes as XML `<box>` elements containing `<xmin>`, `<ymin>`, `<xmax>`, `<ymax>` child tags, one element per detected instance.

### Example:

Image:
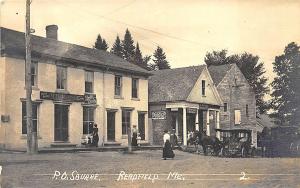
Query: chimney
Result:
<box><xmin>46</xmin><ymin>25</ymin><xmax>58</xmax><ymax>40</ymax></box>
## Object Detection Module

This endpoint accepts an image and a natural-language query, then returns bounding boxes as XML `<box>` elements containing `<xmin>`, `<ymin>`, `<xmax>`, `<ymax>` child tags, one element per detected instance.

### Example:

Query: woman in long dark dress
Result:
<box><xmin>163</xmin><ymin>140</ymin><xmax>175</xmax><ymax>159</ymax></box>
<box><xmin>92</xmin><ymin>124</ymin><xmax>99</xmax><ymax>147</ymax></box>
<box><xmin>131</xmin><ymin>126</ymin><xmax>138</xmax><ymax>147</ymax></box>
<box><xmin>162</xmin><ymin>130</ymin><xmax>175</xmax><ymax>160</ymax></box>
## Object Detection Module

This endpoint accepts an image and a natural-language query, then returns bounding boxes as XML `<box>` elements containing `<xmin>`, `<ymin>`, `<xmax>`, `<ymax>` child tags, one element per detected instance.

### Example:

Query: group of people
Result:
<box><xmin>131</xmin><ymin>125</ymin><xmax>140</xmax><ymax>147</ymax></box>
<box><xmin>82</xmin><ymin>123</ymin><xmax>99</xmax><ymax>147</ymax></box>
<box><xmin>162</xmin><ymin>129</ymin><xmax>178</xmax><ymax>160</ymax></box>
<box><xmin>83</xmin><ymin>124</ymin><xmax>178</xmax><ymax>160</ymax></box>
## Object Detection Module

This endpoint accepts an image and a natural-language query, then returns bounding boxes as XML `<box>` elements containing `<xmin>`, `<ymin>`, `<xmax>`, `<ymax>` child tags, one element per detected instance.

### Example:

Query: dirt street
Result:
<box><xmin>0</xmin><ymin>150</ymin><xmax>300</xmax><ymax>188</ymax></box>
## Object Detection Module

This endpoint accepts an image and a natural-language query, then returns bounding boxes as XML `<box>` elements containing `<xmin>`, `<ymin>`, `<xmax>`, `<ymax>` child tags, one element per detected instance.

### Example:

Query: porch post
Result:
<box><xmin>183</xmin><ymin>107</ymin><xmax>187</xmax><ymax>145</ymax></box>
<box><xmin>216</xmin><ymin>111</ymin><xmax>220</xmax><ymax>139</ymax></box>
<box><xmin>175</xmin><ymin>115</ymin><xmax>179</xmax><ymax>136</ymax></box>
<box><xmin>195</xmin><ymin>109</ymin><xmax>199</xmax><ymax>131</ymax></box>
<box><xmin>206</xmin><ymin>110</ymin><xmax>210</xmax><ymax>136</ymax></box>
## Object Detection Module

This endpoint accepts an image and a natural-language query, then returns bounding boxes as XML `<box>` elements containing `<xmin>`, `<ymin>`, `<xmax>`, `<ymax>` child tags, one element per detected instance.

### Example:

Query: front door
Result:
<box><xmin>107</xmin><ymin>111</ymin><xmax>115</xmax><ymax>141</ymax></box>
<box><xmin>138</xmin><ymin>113</ymin><xmax>145</xmax><ymax>140</ymax></box>
<box><xmin>187</xmin><ymin>113</ymin><xmax>196</xmax><ymax>132</ymax></box>
<box><xmin>54</xmin><ymin>104</ymin><xmax>69</xmax><ymax>141</ymax></box>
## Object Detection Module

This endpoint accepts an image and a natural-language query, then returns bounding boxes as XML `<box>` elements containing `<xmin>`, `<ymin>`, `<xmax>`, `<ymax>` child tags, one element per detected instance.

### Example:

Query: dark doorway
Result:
<box><xmin>199</xmin><ymin>110</ymin><xmax>205</xmax><ymax>131</ymax></box>
<box><xmin>138</xmin><ymin>113</ymin><xmax>145</xmax><ymax>140</ymax></box>
<box><xmin>107</xmin><ymin>111</ymin><xmax>116</xmax><ymax>141</ymax></box>
<box><xmin>187</xmin><ymin>113</ymin><xmax>196</xmax><ymax>132</ymax></box>
<box><xmin>54</xmin><ymin>104</ymin><xmax>69</xmax><ymax>141</ymax></box>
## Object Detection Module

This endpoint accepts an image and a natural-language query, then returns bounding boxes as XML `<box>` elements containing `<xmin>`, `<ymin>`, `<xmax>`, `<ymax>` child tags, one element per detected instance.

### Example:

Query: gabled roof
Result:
<box><xmin>207</xmin><ymin>64</ymin><xmax>233</xmax><ymax>86</ymax></box>
<box><xmin>149</xmin><ymin>65</ymin><xmax>206</xmax><ymax>103</ymax></box>
<box><xmin>0</xmin><ymin>27</ymin><xmax>151</xmax><ymax>76</ymax></box>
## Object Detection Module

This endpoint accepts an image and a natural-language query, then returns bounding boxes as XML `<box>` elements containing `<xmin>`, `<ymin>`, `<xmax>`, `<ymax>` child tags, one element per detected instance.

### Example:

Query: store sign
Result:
<box><xmin>199</xmin><ymin>104</ymin><xmax>209</xmax><ymax>110</ymax></box>
<box><xmin>151</xmin><ymin>111</ymin><xmax>166</xmax><ymax>120</ymax></box>
<box><xmin>40</xmin><ymin>91</ymin><xmax>97</xmax><ymax>104</ymax></box>
<box><xmin>84</xmin><ymin>94</ymin><xmax>97</xmax><ymax>104</ymax></box>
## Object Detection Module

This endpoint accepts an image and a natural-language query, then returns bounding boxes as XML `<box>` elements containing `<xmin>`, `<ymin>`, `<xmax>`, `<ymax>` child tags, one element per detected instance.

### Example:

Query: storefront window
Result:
<box><xmin>83</xmin><ymin>107</ymin><xmax>94</xmax><ymax>134</ymax></box>
<box><xmin>22</xmin><ymin>102</ymin><xmax>38</xmax><ymax>134</ymax></box>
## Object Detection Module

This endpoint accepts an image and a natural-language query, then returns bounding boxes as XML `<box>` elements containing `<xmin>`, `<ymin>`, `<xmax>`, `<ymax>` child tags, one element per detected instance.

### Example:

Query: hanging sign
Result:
<box><xmin>40</xmin><ymin>91</ymin><xmax>97</xmax><ymax>104</ymax></box>
<box><xmin>199</xmin><ymin>104</ymin><xmax>209</xmax><ymax>110</ymax></box>
<box><xmin>151</xmin><ymin>111</ymin><xmax>166</xmax><ymax>120</ymax></box>
<box><xmin>84</xmin><ymin>93</ymin><xmax>97</xmax><ymax>104</ymax></box>
<box><xmin>187</xmin><ymin>108</ymin><xmax>197</xmax><ymax>114</ymax></box>
<box><xmin>40</xmin><ymin>91</ymin><xmax>84</xmax><ymax>102</ymax></box>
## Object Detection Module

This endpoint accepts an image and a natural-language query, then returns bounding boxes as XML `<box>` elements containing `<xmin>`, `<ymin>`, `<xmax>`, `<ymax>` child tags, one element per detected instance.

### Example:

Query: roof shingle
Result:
<box><xmin>149</xmin><ymin>65</ymin><xmax>206</xmax><ymax>103</ymax></box>
<box><xmin>0</xmin><ymin>27</ymin><xmax>151</xmax><ymax>76</ymax></box>
<box><xmin>207</xmin><ymin>64</ymin><xmax>233</xmax><ymax>85</ymax></box>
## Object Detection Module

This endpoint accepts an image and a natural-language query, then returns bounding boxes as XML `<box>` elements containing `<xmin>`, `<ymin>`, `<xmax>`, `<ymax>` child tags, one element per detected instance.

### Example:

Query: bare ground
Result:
<box><xmin>0</xmin><ymin>150</ymin><xmax>300</xmax><ymax>188</ymax></box>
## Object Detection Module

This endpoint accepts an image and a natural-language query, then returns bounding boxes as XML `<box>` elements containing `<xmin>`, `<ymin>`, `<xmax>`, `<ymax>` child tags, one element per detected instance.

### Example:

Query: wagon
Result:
<box><xmin>216</xmin><ymin>129</ymin><xmax>256</xmax><ymax>157</ymax></box>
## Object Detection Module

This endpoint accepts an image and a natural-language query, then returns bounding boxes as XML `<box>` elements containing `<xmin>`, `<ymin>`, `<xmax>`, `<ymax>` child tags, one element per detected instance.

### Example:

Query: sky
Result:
<box><xmin>1</xmin><ymin>0</ymin><xmax>300</xmax><ymax>84</ymax></box>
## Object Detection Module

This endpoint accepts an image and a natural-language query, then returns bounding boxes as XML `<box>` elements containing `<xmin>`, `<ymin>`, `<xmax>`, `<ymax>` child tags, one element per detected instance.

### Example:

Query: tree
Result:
<box><xmin>204</xmin><ymin>50</ymin><xmax>228</xmax><ymax>66</ymax></box>
<box><xmin>143</xmin><ymin>55</ymin><xmax>152</xmax><ymax>70</ymax></box>
<box><xmin>270</xmin><ymin>42</ymin><xmax>300</xmax><ymax>126</ymax></box>
<box><xmin>110</xmin><ymin>35</ymin><xmax>123</xmax><ymax>58</ymax></box>
<box><xmin>204</xmin><ymin>50</ymin><xmax>269</xmax><ymax>114</ymax></box>
<box><xmin>133</xmin><ymin>42</ymin><xmax>143</xmax><ymax>64</ymax></box>
<box><xmin>152</xmin><ymin>46</ymin><xmax>171</xmax><ymax>70</ymax></box>
<box><xmin>122</xmin><ymin>29</ymin><xmax>135</xmax><ymax>62</ymax></box>
<box><xmin>94</xmin><ymin>34</ymin><xmax>108</xmax><ymax>51</ymax></box>
<box><xmin>132</xmin><ymin>42</ymin><xmax>149</xmax><ymax>69</ymax></box>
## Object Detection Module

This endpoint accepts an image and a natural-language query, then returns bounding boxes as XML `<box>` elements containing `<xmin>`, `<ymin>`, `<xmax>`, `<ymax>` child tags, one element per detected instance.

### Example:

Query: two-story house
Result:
<box><xmin>0</xmin><ymin>25</ymin><xmax>152</xmax><ymax>150</ymax></box>
<box><xmin>208</xmin><ymin>64</ymin><xmax>257</xmax><ymax>147</ymax></box>
<box><xmin>148</xmin><ymin>65</ymin><xmax>223</xmax><ymax>146</ymax></box>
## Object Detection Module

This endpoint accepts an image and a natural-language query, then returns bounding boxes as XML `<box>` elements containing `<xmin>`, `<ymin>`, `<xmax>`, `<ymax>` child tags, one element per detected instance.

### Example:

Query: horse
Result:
<box><xmin>192</xmin><ymin>130</ymin><xmax>223</xmax><ymax>156</ymax></box>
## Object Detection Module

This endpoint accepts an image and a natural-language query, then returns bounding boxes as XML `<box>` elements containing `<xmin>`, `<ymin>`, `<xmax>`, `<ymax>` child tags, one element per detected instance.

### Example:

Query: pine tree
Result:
<box><xmin>94</xmin><ymin>34</ymin><xmax>103</xmax><ymax>49</ymax></box>
<box><xmin>152</xmin><ymin>46</ymin><xmax>171</xmax><ymax>70</ymax></box>
<box><xmin>101</xmin><ymin>39</ymin><xmax>108</xmax><ymax>51</ymax></box>
<box><xmin>122</xmin><ymin>29</ymin><xmax>135</xmax><ymax>62</ymax></box>
<box><xmin>133</xmin><ymin>42</ymin><xmax>143</xmax><ymax>64</ymax></box>
<box><xmin>143</xmin><ymin>55</ymin><xmax>152</xmax><ymax>70</ymax></box>
<box><xmin>110</xmin><ymin>35</ymin><xmax>123</xmax><ymax>58</ymax></box>
<box><xmin>94</xmin><ymin>34</ymin><xmax>108</xmax><ymax>51</ymax></box>
<box><xmin>204</xmin><ymin>50</ymin><xmax>269</xmax><ymax>114</ymax></box>
<box><xmin>271</xmin><ymin>42</ymin><xmax>300</xmax><ymax>126</ymax></box>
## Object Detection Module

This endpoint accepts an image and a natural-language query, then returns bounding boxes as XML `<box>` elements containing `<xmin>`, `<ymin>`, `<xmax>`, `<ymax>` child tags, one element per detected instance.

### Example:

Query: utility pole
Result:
<box><xmin>25</xmin><ymin>0</ymin><xmax>37</xmax><ymax>154</ymax></box>
<box><xmin>127</xmin><ymin>126</ymin><xmax>132</xmax><ymax>153</ymax></box>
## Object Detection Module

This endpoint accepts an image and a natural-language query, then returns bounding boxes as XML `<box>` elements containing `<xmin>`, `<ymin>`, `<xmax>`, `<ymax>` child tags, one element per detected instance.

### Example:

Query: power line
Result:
<box><xmin>53</xmin><ymin>0</ymin><xmax>159</xmax><ymax>53</ymax></box>
<box><xmin>57</xmin><ymin>1</ymin><xmax>217</xmax><ymax>48</ymax></box>
<box><xmin>104</xmin><ymin>0</ymin><xmax>137</xmax><ymax>15</ymax></box>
